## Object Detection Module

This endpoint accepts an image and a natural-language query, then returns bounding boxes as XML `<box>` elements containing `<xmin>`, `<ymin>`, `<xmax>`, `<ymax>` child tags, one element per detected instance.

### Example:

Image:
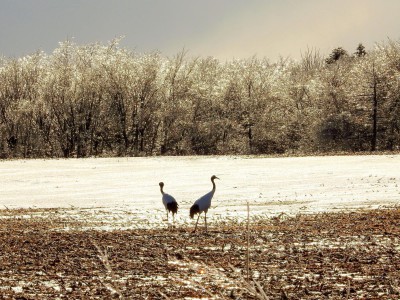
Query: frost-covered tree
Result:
<box><xmin>188</xmin><ymin>56</ymin><xmax>226</xmax><ymax>154</ymax></box>
<box><xmin>0</xmin><ymin>52</ymin><xmax>48</xmax><ymax>157</ymax></box>
<box><xmin>0</xmin><ymin>38</ymin><xmax>399</xmax><ymax>158</ymax></box>
<box><xmin>159</xmin><ymin>50</ymin><xmax>198</xmax><ymax>154</ymax></box>
<box><xmin>373</xmin><ymin>40</ymin><xmax>400</xmax><ymax>150</ymax></box>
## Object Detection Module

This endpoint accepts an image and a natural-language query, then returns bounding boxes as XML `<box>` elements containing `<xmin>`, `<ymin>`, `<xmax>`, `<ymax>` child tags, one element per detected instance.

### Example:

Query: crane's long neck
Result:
<box><xmin>160</xmin><ymin>186</ymin><xmax>165</xmax><ymax>195</ymax></box>
<box><xmin>211</xmin><ymin>178</ymin><xmax>216</xmax><ymax>194</ymax></box>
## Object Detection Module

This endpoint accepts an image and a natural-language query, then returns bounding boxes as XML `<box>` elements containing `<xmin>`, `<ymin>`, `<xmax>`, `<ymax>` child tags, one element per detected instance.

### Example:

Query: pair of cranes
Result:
<box><xmin>159</xmin><ymin>175</ymin><xmax>219</xmax><ymax>232</ymax></box>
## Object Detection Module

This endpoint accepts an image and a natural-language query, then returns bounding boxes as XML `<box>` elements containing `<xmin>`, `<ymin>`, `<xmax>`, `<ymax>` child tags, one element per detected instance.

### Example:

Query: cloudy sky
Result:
<box><xmin>1</xmin><ymin>0</ymin><xmax>399</xmax><ymax>61</ymax></box>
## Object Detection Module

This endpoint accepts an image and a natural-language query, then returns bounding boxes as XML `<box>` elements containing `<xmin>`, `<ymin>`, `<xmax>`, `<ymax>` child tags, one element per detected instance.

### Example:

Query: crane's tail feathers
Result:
<box><xmin>190</xmin><ymin>204</ymin><xmax>200</xmax><ymax>219</ymax></box>
<box><xmin>167</xmin><ymin>202</ymin><xmax>178</xmax><ymax>214</ymax></box>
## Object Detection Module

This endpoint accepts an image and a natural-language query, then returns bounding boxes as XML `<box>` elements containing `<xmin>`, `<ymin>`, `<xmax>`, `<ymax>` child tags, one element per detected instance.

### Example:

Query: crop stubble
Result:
<box><xmin>0</xmin><ymin>208</ymin><xmax>399</xmax><ymax>299</ymax></box>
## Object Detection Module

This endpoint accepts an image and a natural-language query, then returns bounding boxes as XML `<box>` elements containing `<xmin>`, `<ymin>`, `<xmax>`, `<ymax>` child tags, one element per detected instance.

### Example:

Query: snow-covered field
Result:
<box><xmin>1</xmin><ymin>155</ymin><xmax>399</xmax><ymax>225</ymax></box>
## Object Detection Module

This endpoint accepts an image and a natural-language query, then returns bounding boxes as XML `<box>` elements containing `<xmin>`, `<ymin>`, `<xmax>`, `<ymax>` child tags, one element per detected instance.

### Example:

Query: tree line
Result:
<box><xmin>0</xmin><ymin>39</ymin><xmax>399</xmax><ymax>158</ymax></box>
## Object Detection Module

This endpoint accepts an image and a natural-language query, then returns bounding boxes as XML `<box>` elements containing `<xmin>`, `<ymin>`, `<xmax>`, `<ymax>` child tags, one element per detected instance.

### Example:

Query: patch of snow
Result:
<box><xmin>43</xmin><ymin>280</ymin><xmax>61</xmax><ymax>291</ymax></box>
<box><xmin>11</xmin><ymin>286</ymin><xmax>23</xmax><ymax>293</ymax></box>
<box><xmin>0</xmin><ymin>155</ymin><xmax>399</xmax><ymax>225</ymax></box>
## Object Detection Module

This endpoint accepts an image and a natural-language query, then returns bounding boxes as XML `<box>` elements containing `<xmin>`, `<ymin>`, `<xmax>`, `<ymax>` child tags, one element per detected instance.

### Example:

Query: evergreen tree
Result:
<box><xmin>355</xmin><ymin>43</ymin><xmax>367</xmax><ymax>57</ymax></box>
<box><xmin>325</xmin><ymin>47</ymin><xmax>348</xmax><ymax>64</ymax></box>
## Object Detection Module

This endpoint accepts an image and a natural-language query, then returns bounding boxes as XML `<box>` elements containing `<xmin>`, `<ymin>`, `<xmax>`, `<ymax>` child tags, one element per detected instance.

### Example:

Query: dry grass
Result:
<box><xmin>0</xmin><ymin>207</ymin><xmax>399</xmax><ymax>299</ymax></box>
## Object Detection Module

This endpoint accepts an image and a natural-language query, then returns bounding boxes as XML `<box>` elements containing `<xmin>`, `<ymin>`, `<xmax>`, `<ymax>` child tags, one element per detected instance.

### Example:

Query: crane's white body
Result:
<box><xmin>162</xmin><ymin>193</ymin><xmax>176</xmax><ymax>209</ymax></box>
<box><xmin>192</xmin><ymin>190</ymin><xmax>214</xmax><ymax>213</ymax></box>
<box><xmin>190</xmin><ymin>175</ymin><xmax>219</xmax><ymax>232</ymax></box>
<box><xmin>159</xmin><ymin>182</ymin><xmax>178</xmax><ymax>222</ymax></box>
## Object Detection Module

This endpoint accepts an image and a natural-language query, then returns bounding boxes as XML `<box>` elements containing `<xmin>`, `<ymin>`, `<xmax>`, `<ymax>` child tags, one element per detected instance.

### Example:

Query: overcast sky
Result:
<box><xmin>1</xmin><ymin>0</ymin><xmax>399</xmax><ymax>61</ymax></box>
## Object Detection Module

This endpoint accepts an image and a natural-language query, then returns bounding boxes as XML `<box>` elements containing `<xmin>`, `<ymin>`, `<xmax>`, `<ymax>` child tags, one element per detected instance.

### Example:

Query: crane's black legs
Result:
<box><xmin>193</xmin><ymin>213</ymin><xmax>209</xmax><ymax>233</ymax></box>
<box><xmin>193</xmin><ymin>213</ymin><xmax>201</xmax><ymax>232</ymax></box>
<box><xmin>205</xmin><ymin>213</ymin><xmax>207</xmax><ymax>232</ymax></box>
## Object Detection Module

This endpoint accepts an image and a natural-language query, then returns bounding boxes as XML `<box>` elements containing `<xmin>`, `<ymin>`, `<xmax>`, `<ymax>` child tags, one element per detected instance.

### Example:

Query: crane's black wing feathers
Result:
<box><xmin>189</xmin><ymin>204</ymin><xmax>200</xmax><ymax>219</ymax></box>
<box><xmin>167</xmin><ymin>202</ymin><xmax>178</xmax><ymax>214</ymax></box>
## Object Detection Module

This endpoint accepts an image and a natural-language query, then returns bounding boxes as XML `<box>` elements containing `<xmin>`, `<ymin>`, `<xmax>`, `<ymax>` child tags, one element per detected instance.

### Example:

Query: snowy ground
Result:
<box><xmin>1</xmin><ymin>155</ymin><xmax>399</xmax><ymax>226</ymax></box>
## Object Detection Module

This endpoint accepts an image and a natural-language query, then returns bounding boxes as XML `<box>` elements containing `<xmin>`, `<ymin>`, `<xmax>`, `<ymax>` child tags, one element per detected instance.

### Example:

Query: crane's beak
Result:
<box><xmin>215</xmin><ymin>176</ymin><xmax>220</xmax><ymax>180</ymax></box>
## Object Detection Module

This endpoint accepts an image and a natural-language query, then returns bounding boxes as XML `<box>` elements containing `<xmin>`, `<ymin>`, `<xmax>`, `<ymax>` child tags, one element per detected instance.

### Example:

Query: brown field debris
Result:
<box><xmin>0</xmin><ymin>208</ymin><xmax>399</xmax><ymax>299</ymax></box>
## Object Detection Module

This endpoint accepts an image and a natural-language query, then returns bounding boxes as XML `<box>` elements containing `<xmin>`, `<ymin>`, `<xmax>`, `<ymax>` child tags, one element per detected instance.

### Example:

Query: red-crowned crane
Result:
<box><xmin>159</xmin><ymin>182</ymin><xmax>178</xmax><ymax>222</ymax></box>
<box><xmin>190</xmin><ymin>175</ymin><xmax>219</xmax><ymax>232</ymax></box>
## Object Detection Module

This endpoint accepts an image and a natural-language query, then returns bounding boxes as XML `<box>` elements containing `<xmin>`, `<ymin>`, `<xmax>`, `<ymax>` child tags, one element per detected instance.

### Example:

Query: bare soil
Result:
<box><xmin>0</xmin><ymin>208</ymin><xmax>399</xmax><ymax>299</ymax></box>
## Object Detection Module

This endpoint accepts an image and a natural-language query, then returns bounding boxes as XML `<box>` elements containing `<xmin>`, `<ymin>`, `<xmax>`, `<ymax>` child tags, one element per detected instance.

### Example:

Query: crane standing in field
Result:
<box><xmin>159</xmin><ymin>182</ymin><xmax>178</xmax><ymax>223</ymax></box>
<box><xmin>190</xmin><ymin>175</ymin><xmax>220</xmax><ymax>232</ymax></box>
